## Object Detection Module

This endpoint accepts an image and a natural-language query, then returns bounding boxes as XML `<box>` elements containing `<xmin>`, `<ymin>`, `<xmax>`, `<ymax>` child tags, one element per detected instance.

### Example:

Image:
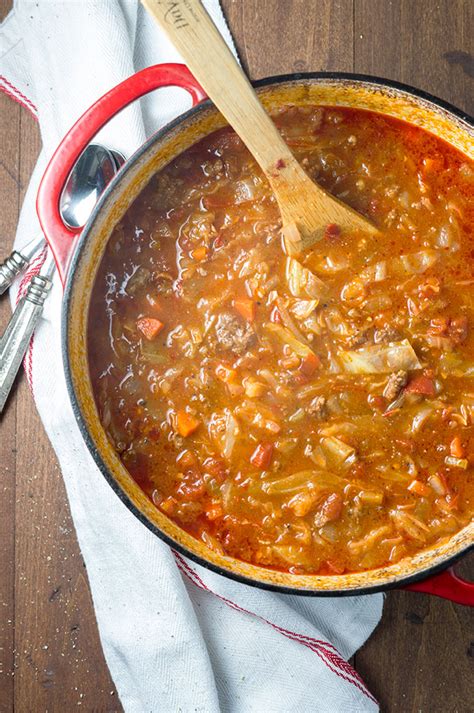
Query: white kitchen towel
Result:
<box><xmin>0</xmin><ymin>2</ymin><xmax>383</xmax><ymax>711</ymax></box>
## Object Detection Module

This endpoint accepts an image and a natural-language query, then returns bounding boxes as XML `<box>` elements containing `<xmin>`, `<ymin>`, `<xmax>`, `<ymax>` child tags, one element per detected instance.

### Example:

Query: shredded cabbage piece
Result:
<box><xmin>339</xmin><ymin>339</ymin><xmax>422</xmax><ymax>374</ymax></box>
<box><xmin>286</xmin><ymin>257</ymin><xmax>326</xmax><ymax>299</ymax></box>
<box><xmin>208</xmin><ymin>410</ymin><xmax>239</xmax><ymax>460</ymax></box>
<box><xmin>263</xmin><ymin>469</ymin><xmax>344</xmax><ymax>495</ymax></box>
<box><xmin>276</xmin><ymin>298</ymin><xmax>309</xmax><ymax>343</ymax></box>
<box><xmin>290</xmin><ymin>299</ymin><xmax>319</xmax><ymax>320</ymax></box>
<box><xmin>266</xmin><ymin>322</ymin><xmax>314</xmax><ymax>358</ymax></box>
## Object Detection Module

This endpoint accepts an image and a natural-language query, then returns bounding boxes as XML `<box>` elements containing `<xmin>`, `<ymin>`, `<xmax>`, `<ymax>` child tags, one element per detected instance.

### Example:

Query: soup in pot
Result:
<box><xmin>88</xmin><ymin>106</ymin><xmax>474</xmax><ymax>575</ymax></box>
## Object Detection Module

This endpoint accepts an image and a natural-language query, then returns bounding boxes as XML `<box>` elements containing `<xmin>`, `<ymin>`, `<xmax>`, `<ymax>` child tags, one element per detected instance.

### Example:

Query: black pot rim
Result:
<box><xmin>63</xmin><ymin>70</ymin><xmax>473</xmax><ymax>596</ymax></box>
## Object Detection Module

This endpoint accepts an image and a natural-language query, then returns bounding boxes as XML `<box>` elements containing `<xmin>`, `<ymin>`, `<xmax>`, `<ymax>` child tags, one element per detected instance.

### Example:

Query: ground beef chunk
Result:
<box><xmin>153</xmin><ymin>272</ymin><xmax>174</xmax><ymax>295</ymax></box>
<box><xmin>374</xmin><ymin>325</ymin><xmax>401</xmax><ymax>343</ymax></box>
<box><xmin>308</xmin><ymin>395</ymin><xmax>328</xmax><ymax>419</ymax></box>
<box><xmin>347</xmin><ymin>330</ymin><xmax>369</xmax><ymax>348</ymax></box>
<box><xmin>383</xmin><ymin>370</ymin><xmax>408</xmax><ymax>402</ymax></box>
<box><xmin>215</xmin><ymin>312</ymin><xmax>256</xmax><ymax>355</ymax></box>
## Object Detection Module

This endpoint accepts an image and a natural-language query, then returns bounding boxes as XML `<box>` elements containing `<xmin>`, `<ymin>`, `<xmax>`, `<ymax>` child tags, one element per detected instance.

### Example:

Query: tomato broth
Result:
<box><xmin>88</xmin><ymin>106</ymin><xmax>474</xmax><ymax>575</ymax></box>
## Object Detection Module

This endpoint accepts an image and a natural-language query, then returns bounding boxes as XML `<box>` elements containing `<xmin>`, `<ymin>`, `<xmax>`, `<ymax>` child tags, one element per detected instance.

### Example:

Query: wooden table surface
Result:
<box><xmin>0</xmin><ymin>1</ymin><xmax>473</xmax><ymax>711</ymax></box>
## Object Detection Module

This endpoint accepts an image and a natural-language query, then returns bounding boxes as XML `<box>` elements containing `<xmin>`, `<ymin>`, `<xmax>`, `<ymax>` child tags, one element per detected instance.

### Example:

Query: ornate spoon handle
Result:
<box><xmin>0</xmin><ymin>236</ymin><xmax>45</xmax><ymax>295</ymax></box>
<box><xmin>0</xmin><ymin>253</ymin><xmax>54</xmax><ymax>413</ymax></box>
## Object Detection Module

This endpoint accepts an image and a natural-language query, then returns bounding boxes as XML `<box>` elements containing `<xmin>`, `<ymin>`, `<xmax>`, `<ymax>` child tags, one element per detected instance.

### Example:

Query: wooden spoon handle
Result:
<box><xmin>142</xmin><ymin>0</ymin><xmax>294</xmax><ymax>174</ymax></box>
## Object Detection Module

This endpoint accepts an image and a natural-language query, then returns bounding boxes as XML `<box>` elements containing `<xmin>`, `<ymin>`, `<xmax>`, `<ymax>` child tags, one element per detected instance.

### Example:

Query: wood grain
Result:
<box><xmin>0</xmin><ymin>1</ymin><xmax>473</xmax><ymax>712</ymax></box>
<box><xmin>0</xmin><ymin>88</ymin><xmax>19</xmax><ymax>713</ymax></box>
<box><xmin>0</xmin><ymin>0</ymin><xmax>121</xmax><ymax>708</ymax></box>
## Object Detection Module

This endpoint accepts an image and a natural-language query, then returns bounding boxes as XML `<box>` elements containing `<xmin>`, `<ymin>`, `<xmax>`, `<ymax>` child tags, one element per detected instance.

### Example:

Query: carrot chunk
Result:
<box><xmin>137</xmin><ymin>317</ymin><xmax>164</xmax><ymax>340</ymax></box>
<box><xmin>407</xmin><ymin>480</ymin><xmax>431</xmax><ymax>497</ymax></box>
<box><xmin>450</xmin><ymin>436</ymin><xmax>465</xmax><ymax>459</ymax></box>
<box><xmin>405</xmin><ymin>374</ymin><xmax>436</xmax><ymax>396</ymax></box>
<box><xmin>250</xmin><ymin>443</ymin><xmax>274</xmax><ymax>470</ymax></box>
<box><xmin>191</xmin><ymin>246</ymin><xmax>207</xmax><ymax>261</ymax></box>
<box><xmin>300</xmin><ymin>351</ymin><xmax>321</xmax><ymax>377</ymax></box>
<box><xmin>176</xmin><ymin>410</ymin><xmax>201</xmax><ymax>437</ymax></box>
<box><xmin>233</xmin><ymin>298</ymin><xmax>256</xmax><ymax>322</ymax></box>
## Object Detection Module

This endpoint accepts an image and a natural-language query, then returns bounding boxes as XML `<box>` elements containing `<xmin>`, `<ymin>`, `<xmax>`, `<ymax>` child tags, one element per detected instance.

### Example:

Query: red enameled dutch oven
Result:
<box><xmin>36</xmin><ymin>63</ymin><xmax>474</xmax><ymax>604</ymax></box>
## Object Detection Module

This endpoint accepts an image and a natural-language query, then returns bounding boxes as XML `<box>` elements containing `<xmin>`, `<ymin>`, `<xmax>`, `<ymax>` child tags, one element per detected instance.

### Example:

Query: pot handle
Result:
<box><xmin>402</xmin><ymin>566</ymin><xmax>474</xmax><ymax>606</ymax></box>
<box><xmin>36</xmin><ymin>63</ymin><xmax>207</xmax><ymax>283</ymax></box>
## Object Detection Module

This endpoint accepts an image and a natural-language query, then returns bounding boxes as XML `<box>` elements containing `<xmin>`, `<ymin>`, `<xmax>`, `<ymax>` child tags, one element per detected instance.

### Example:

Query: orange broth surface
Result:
<box><xmin>88</xmin><ymin>106</ymin><xmax>474</xmax><ymax>575</ymax></box>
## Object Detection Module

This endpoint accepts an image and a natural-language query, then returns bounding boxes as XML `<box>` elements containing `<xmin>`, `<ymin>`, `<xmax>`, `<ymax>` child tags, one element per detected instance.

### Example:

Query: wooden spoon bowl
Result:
<box><xmin>142</xmin><ymin>0</ymin><xmax>378</xmax><ymax>254</ymax></box>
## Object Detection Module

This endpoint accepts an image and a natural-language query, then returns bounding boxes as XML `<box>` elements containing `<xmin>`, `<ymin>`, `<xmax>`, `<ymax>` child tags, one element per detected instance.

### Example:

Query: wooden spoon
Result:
<box><xmin>142</xmin><ymin>0</ymin><xmax>378</xmax><ymax>254</ymax></box>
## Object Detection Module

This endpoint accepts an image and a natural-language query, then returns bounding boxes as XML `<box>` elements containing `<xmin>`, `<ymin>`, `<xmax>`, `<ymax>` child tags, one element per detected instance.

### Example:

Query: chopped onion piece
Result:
<box><xmin>395</xmin><ymin>249</ymin><xmax>438</xmax><ymax>274</ymax></box>
<box><xmin>339</xmin><ymin>339</ymin><xmax>421</xmax><ymax>374</ymax></box>
<box><xmin>408</xmin><ymin>405</ymin><xmax>434</xmax><ymax>434</ymax></box>
<box><xmin>360</xmin><ymin>260</ymin><xmax>387</xmax><ymax>284</ymax></box>
<box><xmin>428</xmin><ymin>474</ymin><xmax>447</xmax><ymax>496</ymax></box>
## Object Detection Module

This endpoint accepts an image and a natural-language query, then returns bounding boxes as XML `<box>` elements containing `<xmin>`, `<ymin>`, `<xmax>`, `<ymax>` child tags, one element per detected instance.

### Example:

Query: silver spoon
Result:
<box><xmin>0</xmin><ymin>146</ymin><xmax>124</xmax><ymax>294</ymax></box>
<box><xmin>0</xmin><ymin>144</ymin><xmax>124</xmax><ymax>413</ymax></box>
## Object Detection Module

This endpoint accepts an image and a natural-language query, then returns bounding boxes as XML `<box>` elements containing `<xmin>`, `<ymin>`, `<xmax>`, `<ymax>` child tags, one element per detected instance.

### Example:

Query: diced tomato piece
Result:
<box><xmin>137</xmin><ymin>317</ymin><xmax>164</xmax><ymax>340</ymax></box>
<box><xmin>450</xmin><ymin>436</ymin><xmax>465</xmax><ymax>459</ymax></box>
<box><xmin>405</xmin><ymin>374</ymin><xmax>436</xmax><ymax>396</ymax></box>
<box><xmin>250</xmin><ymin>443</ymin><xmax>274</xmax><ymax>470</ymax></box>
<box><xmin>315</xmin><ymin>493</ymin><xmax>343</xmax><ymax>526</ymax></box>
<box><xmin>203</xmin><ymin>457</ymin><xmax>228</xmax><ymax>483</ymax></box>
<box><xmin>205</xmin><ymin>502</ymin><xmax>224</xmax><ymax>521</ymax></box>
<box><xmin>176</xmin><ymin>477</ymin><xmax>206</xmax><ymax>501</ymax></box>
<box><xmin>324</xmin><ymin>223</ymin><xmax>341</xmax><ymax>240</ymax></box>
<box><xmin>233</xmin><ymin>298</ymin><xmax>256</xmax><ymax>322</ymax></box>
<box><xmin>299</xmin><ymin>351</ymin><xmax>321</xmax><ymax>377</ymax></box>
<box><xmin>176</xmin><ymin>410</ymin><xmax>201</xmax><ymax>437</ymax></box>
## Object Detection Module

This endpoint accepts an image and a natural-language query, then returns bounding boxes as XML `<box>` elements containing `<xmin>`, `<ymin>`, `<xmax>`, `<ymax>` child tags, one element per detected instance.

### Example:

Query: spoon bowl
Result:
<box><xmin>60</xmin><ymin>144</ymin><xmax>124</xmax><ymax>229</ymax></box>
